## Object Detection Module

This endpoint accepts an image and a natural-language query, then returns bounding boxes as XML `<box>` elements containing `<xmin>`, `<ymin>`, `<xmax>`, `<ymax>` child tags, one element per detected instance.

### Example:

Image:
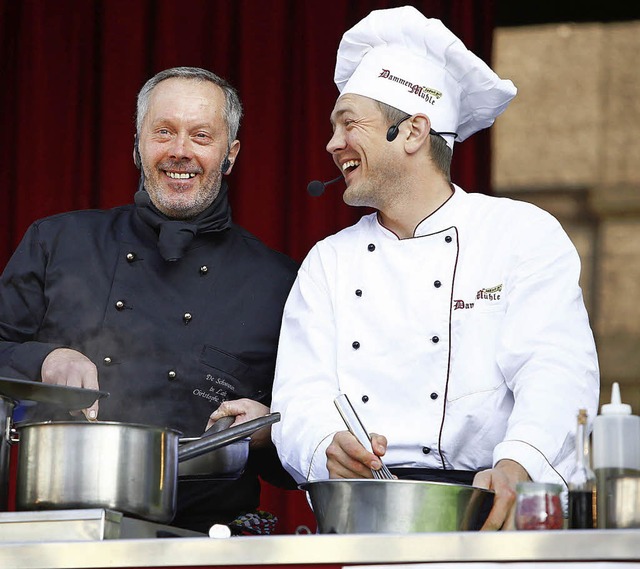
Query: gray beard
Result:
<box><xmin>145</xmin><ymin>173</ymin><xmax>222</xmax><ymax>220</ymax></box>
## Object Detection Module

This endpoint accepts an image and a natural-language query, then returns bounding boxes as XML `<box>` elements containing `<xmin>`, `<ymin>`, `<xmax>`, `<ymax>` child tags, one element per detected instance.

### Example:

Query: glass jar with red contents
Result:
<box><xmin>515</xmin><ymin>482</ymin><xmax>564</xmax><ymax>530</ymax></box>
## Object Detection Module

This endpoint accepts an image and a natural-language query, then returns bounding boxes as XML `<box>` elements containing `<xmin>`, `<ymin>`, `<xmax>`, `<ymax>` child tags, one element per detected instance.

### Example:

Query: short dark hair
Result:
<box><xmin>136</xmin><ymin>67</ymin><xmax>243</xmax><ymax>147</ymax></box>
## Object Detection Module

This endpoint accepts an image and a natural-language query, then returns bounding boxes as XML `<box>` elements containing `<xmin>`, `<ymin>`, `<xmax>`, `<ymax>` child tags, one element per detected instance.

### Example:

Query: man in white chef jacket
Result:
<box><xmin>271</xmin><ymin>6</ymin><xmax>599</xmax><ymax>530</ymax></box>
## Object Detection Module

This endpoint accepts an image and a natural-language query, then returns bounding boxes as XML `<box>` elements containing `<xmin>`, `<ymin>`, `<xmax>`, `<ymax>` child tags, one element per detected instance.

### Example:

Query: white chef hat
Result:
<box><xmin>334</xmin><ymin>5</ymin><xmax>517</xmax><ymax>149</ymax></box>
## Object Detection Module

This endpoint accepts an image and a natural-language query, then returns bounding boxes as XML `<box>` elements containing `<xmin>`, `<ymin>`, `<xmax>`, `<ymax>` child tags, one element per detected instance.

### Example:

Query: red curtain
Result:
<box><xmin>0</xmin><ymin>0</ymin><xmax>496</xmax><ymax>534</ymax></box>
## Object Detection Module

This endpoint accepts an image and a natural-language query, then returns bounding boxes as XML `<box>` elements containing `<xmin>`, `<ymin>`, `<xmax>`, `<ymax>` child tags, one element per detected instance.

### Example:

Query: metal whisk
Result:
<box><xmin>334</xmin><ymin>393</ymin><xmax>394</xmax><ymax>480</ymax></box>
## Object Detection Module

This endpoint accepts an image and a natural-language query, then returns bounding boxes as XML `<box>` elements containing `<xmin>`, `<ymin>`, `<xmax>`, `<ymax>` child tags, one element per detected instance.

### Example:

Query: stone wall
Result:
<box><xmin>492</xmin><ymin>21</ymin><xmax>640</xmax><ymax>412</ymax></box>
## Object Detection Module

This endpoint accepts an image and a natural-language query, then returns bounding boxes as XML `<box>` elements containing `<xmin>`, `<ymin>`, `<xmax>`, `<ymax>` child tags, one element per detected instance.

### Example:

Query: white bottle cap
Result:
<box><xmin>601</xmin><ymin>382</ymin><xmax>632</xmax><ymax>415</ymax></box>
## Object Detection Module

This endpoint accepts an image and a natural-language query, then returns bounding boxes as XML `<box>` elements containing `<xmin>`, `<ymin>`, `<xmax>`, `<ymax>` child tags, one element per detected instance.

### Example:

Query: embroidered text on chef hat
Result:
<box><xmin>334</xmin><ymin>5</ymin><xmax>517</xmax><ymax>150</ymax></box>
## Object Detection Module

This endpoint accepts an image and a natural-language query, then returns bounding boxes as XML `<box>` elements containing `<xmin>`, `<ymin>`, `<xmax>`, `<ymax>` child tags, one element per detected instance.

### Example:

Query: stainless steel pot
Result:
<box><xmin>0</xmin><ymin>376</ymin><xmax>108</xmax><ymax>514</ymax></box>
<box><xmin>16</xmin><ymin>421</ymin><xmax>181</xmax><ymax>523</ymax></box>
<box><xmin>301</xmin><ymin>479</ymin><xmax>494</xmax><ymax>533</ymax></box>
<box><xmin>0</xmin><ymin>395</ymin><xmax>16</xmax><ymax>511</ymax></box>
<box><xmin>178</xmin><ymin>438</ymin><xmax>249</xmax><ymax>479</ymax></box>
<box><xmin>15</xmin><ymin>413</ymin><xmax>280</xmax><ymax>524</ymax></box>
<box><xmin>178</xmin><ymin>415</ymin><xmax>247</xmax><ymax>478</ymax></box>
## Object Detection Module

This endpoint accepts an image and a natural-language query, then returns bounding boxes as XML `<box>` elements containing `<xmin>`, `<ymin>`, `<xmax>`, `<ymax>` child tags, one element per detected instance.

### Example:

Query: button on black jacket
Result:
<box><xmin>0</xmin><ymin>186</ymin><xmax>299</xmax><ymax>532</ymax></box>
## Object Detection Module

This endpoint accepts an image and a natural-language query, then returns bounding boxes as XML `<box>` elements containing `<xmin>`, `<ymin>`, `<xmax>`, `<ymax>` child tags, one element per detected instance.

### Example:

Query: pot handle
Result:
<box><xmin>8</xmin><ymin>425</ymin><xmax>19</xmax><ymax>444</ymax></box>
<box><xmin>177</xmin><ymin>412</ymin><xmax>280</xmax><ymax>463</ymax></box>
<box><xmin>203</xmin><ymin>415</ymin><xmax>235</xmax><ymax>436</ymax></box>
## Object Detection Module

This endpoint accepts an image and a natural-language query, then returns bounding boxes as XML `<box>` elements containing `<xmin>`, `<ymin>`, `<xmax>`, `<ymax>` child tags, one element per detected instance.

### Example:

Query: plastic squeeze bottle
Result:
<box><xmin>592</xmin><ymin>382</ymin><xmax>640</xmax><ymax>528</ymax></box>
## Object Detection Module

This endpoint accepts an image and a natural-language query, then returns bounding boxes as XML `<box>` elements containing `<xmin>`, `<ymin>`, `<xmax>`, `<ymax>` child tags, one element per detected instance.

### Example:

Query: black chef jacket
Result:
<box><xmin>0</xmin><ymin>188</ymin><xmax>299</xmax><ymax>533</ymax></box>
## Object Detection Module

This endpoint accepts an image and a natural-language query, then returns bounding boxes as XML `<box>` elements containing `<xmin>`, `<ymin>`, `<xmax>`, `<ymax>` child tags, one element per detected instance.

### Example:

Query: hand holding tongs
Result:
<box><xmin>334</xmin><ymin>393</ymin><xmax>394</xmax><ymax>480</ymax></box>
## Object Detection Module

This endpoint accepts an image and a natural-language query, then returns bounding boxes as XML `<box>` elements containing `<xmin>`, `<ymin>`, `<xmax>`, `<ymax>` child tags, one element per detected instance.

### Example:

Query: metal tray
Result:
<box><xmin>0</xmin><ymin>376</ymin><xmax>109</xmax><ymax>410</ymax></box>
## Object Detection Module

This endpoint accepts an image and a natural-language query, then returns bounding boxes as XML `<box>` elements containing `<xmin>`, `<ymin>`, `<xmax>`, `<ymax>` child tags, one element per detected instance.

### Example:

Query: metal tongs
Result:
<box><xmin>334</xmin><ymin>393</ymin><xmax>394</xmax><ymax>480</ymax></box>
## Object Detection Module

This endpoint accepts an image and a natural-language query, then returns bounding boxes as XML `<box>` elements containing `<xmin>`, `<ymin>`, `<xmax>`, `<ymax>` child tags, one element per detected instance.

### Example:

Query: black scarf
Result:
<box><xmin>134</xmin><ymin>181</ymin><xmax>232</xmax><ymax>261</ymax></box>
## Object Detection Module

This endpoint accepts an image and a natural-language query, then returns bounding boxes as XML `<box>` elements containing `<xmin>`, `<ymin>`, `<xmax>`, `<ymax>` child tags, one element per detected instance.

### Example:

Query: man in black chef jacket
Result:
<box><xmin>0</xmin><ymin>66</ymin><xmax>299</xmax><ymax>534</ymax></box>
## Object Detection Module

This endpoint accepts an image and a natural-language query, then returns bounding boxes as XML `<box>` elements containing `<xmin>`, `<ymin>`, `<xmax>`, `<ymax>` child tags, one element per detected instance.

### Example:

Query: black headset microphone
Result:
<box><xmin>385</xmin><ymin>115</ymin><xmax>411</xmax><ymax>142</ymax></box>
<box><xmin>306</xmin><ymin>115</ymin><xmax>412</xmax><ymax>197</ymax></box>
<box><xmin>306</xmin><ymin>175</ymin><xmax>344</xmax><ymax>197</ymax></box>
<box><xmin>133</xmin><ymin>135</ymin><xmax>146</xmax><ymax>194</ymax></box>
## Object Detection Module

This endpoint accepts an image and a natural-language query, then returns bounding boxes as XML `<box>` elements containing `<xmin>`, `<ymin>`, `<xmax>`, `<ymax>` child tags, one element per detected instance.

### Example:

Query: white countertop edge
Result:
<box><xmin>0</xmin><ymin>530</ymin><xmax>638</xmax><ymax>569</ymax></box>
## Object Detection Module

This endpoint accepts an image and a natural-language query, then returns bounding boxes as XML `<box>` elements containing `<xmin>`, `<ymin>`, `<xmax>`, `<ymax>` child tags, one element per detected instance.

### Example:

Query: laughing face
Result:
<box><xmin>138</xmin><ymin>78</ymin><xmax>239</xmax><ymax>220</ymax></box>
<box><xmin>327</xmin><ymin>94</ymin><xmax>405</xmax><ymax>210</ymax></box>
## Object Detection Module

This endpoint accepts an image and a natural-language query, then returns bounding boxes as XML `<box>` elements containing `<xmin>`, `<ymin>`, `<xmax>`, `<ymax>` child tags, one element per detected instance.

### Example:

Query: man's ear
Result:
<box><xmin>222</xmin><ymin>139</ymin><xmax>241</xmax><ymax>175</ymax></box>
<box><xmin>404</xmin><ymin>114</ymin><xmax>431</xmax><ymax>155</ymax></box>
<box><xmin>133</xmin><ymin>133</ymin><xmax>142</xmax><ymax>169</ymax></box>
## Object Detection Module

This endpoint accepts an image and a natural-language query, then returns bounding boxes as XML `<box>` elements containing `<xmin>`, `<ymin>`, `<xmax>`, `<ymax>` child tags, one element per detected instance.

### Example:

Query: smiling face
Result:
<box><xmin>327</xmin><ymin>93</ymin><xmax>405</xmax><ymax>210</ymax></box>
<box><xmin>138</xmin><ymin>78</ymin><xmax>239</xmax><ymax>219</ymax></box>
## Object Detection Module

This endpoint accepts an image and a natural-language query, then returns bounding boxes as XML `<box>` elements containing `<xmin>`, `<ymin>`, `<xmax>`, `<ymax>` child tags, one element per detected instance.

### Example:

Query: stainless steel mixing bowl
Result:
<box><xmin>301</xmin><ymin>479</ymin><xmax>494</xmax><ymax>533</ymax></box>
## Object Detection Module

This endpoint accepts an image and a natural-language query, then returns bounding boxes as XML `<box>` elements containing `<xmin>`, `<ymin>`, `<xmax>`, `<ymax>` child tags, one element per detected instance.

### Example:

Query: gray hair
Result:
<box><xmin>375</xmin><ymin>100</ymin><xmax>452</xmax><ymax>181</ymax></box>
<box><xmin>136</xmin><ymin>67</ymin><xmax>243</xmax><ymax>147</ymax></box>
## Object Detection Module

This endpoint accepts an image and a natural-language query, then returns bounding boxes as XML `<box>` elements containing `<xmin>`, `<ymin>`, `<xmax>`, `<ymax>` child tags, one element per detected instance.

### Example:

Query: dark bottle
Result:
<box><xmin>568</xmin><ymin>408</ymin><xmax>597</xmax><ymax>529</ymax></box>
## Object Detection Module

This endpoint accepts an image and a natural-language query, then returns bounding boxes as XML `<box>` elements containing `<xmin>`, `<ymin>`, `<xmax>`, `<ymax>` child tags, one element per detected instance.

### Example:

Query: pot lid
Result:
<box><xmin>0</xmin><ymin>376</ymin><xmax>109</xmax><ymax>410</ymax></box>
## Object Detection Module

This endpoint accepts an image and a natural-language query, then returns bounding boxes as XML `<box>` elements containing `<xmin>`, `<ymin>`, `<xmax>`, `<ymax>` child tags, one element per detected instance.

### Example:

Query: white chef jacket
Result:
<box><xmin>271</xmin><ymin>185</ymin><xmax>599</xmax><ymax>487</ymax></box>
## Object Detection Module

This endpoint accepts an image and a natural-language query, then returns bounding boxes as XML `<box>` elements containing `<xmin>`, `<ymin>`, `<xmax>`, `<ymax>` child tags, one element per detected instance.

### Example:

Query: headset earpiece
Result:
<box><xmin>133</xmin><ymin>134</ymin><xmax>142</xmax><ymax>170</ymax></box>
<box><xmin>386</xmin><ymin>125</ymin><xmax>400</xmax><ymax>142</ymax></box>
<box><xmin>221</xmin><ymin>155</ymin><xmax>231</xmax><ymax>173</ymax></box>
<box><xmin>386</xmin><ymin>115</ymin><xmax>411</xmax><ymax>142</ymax></box>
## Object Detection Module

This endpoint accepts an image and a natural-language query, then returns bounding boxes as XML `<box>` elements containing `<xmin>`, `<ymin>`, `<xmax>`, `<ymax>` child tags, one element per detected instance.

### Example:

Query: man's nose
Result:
<box><xmin>326</xmin><ymin>129</ymin><xmax>345</xmax><ymax>155</ymax></box>
<box><xmin>169</xmin><ymin>133</ymin><xmax>192</xmax><ymax>159</ymax></box>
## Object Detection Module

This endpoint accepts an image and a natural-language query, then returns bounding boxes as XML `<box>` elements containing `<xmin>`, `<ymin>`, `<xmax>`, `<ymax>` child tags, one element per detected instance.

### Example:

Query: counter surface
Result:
<box><xmin>0</xmin><ymin>529</ymin><xmax>639</xmax><ymax>569</ymax></box>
